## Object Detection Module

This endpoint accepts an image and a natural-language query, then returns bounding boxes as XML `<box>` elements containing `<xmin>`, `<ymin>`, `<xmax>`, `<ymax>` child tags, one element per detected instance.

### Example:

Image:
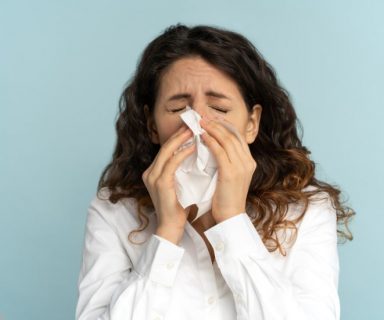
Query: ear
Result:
<box><xmin>144</xmin><ymin>104</ymin><xmax>160</xmax><ymax>144</ymax></box>
<box><xmin>245</xmin><ymin>104</ymin><xmax>262</xmax><ymax>144</ymax></box>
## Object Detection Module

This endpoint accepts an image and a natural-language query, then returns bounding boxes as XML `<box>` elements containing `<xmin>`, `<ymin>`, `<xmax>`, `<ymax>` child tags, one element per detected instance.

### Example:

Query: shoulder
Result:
<box><xmin>277</xmin><ymin>185</ymin><xmax>333</xmax><ymax>221</ymax></box>
<box><xmin>301</xmin><ymin>184</ymin><xmax>336</xmax><ymax>219</ymax></box>
<box><xmin>274</xmin><ymin>185</ymin><xmax>338</xmax><ymax>252</ymax></box>
<box><xmin>296</xmin><ymin>185</ymin><xmax>338</xmax><ymax>240</ymax></box>
<box><xmin>86</xmin><ymin>187</ymin><xmax>144</xmax><ymax>230</ymax></box>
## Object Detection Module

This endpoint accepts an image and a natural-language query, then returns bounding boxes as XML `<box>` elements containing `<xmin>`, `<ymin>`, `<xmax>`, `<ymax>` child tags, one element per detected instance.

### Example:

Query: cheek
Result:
<box><xmin>157</xmin><ymin>120</ymin><xmax>184</xmax><ymax>145</ymax></box>
<box><xmin>222</xmin><ymin>117</ymin><xmax>247</xmax><ymax>139</ymax></box>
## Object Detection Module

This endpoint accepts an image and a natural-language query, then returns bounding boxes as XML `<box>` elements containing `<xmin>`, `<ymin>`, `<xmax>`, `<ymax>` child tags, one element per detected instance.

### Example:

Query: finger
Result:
<box><xmin>143</xmin><ymin>125</ymin><xmax>189</xmax><ymax>184</ymax></box>
<box><xmin>161</xmin><ymin>142</ymin><xmax>196</xmax><ymax>181</ymax></box>
<box><xmin>218</xmin><ymin>119</ymin><xmax>250</xmax><ymax>152</ymax></box>
<box><xmin>202</xmin><ymin>117</ymin><xmax>250</xmax><ymax>153</ymax></box>
<box><xmin>200</xmin><ymin>130</ymin><xmax>231</xmax><ymax>169</ymax></box>
<box><xmin>212</xmin><ymin>120</ymin><xmax>257</xmax><ymax>172</ymax></box>
<box><xmin>201</xmin><ymin>130</ymin><xmax>257</xmax><ymax>184</ymax></box>
<box><xmin>146</xmin><ymin>125</ymin><xmax>188</xmax><ymax>173</ymax></box>
<box><xmin>201</xmin><ymin>119</ymin><xmax>244</xmax><ymax>164</ymax></box>
<box><xmin>150</xmin><ymin>128</ymin><xmax>193</xmax><ymax>179</ymax></box>
<box><xmin>202</xmin><ymin>118</ymin><xmax>255</xmax><ymax>166</ymax></box>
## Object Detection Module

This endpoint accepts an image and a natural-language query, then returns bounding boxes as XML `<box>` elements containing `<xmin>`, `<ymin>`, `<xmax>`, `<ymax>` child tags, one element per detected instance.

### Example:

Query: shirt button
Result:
<box><xmin>166</xmin><ymin>262</ymin><xmax>174</xmax><ymax>269</ymax></box>
<box><xmin>215</xmin><ymin>241</ymin><xmax>224</xmax><ymax>251</ymax></box>
<box><xmin>207</xmin><ymin>296</ymin><xmax>216</xmax><ymax>305</ymax></box>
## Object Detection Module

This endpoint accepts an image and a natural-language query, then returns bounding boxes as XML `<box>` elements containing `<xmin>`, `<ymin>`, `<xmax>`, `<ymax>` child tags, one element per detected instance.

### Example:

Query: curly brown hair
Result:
<box><xmin>97</xmin><ymin>23</ymin><xmax>355</xmax><ymax>255</ymax></box>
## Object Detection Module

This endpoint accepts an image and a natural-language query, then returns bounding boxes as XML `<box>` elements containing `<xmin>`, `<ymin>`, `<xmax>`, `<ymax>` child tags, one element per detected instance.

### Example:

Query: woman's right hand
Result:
<box><xmin>142</xmin><ymin>125</ymin><xmax>196</xmax><ymax>244</ymax></box>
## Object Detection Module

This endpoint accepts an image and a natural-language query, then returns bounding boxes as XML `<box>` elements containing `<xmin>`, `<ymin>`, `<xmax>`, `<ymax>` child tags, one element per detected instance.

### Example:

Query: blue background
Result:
<box><xmin>1</xmin><ymin>0</ymin><xmax>383</xmax><ymax>319</ymax></box>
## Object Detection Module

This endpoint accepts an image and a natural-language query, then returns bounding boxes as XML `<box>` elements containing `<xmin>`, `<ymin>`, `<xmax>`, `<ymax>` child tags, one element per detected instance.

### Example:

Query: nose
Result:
<box><xmin>191</xmin><ymin>103</ymin><xmax>210</xmax><ymax>120</ymax></box>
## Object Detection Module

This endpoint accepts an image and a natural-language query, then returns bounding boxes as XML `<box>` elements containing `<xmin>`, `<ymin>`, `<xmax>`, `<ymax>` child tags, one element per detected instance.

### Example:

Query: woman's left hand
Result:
<box><xmin>199</xmin><ymin>117</ymin><xmax>257</xmax><ymax>223</ymax></box>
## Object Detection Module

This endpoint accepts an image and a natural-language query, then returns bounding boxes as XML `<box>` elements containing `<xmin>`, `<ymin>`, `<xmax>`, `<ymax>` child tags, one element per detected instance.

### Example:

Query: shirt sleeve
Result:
<box><xmin>75</xmin><ymin>197</ymin><xmax>185</xmax><ymax>320</ymax></box>
<box><xmin>204</xmin><ymin>195</ymin><xmax>340</xmax><ymax>320</ymax></box>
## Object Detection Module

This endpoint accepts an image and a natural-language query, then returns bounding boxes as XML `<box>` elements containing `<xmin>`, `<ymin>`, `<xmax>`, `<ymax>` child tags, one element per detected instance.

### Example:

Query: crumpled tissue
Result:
<box><xmin>174</xmin><ymin>106</ymin><xmax>218</xmax><ymax>222</ymax></box>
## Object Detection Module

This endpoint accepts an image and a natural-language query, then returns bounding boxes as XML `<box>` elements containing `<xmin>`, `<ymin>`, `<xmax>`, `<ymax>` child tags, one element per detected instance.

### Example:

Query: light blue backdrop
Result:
<box><xmin>1</xmin><ymin>0</ymin><xmax>383</xmax><ymax>319</ymax></box>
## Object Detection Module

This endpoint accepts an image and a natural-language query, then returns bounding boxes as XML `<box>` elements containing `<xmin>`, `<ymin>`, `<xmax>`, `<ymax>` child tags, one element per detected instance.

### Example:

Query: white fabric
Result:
<box><xmin>175</xmin><ymin>106</ymin><xmax>244</xmax><ymax>222</ymax></box>
<box><xmin>76</xmin><ymin>185</ymin><xmax>340</xmax><ymax>320</ymax></box>
<box><xmin>175</xmin><ymin>106</ymin><xmax>217</xmax><ymax>222</ymax></box>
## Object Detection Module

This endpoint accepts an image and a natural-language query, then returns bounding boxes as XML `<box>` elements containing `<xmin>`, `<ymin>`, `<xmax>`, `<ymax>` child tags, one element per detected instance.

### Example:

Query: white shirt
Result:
<box><xmin>76</xmin><ymin>186</ymin><xmax>340</xmax><ymax>320</ymax></box>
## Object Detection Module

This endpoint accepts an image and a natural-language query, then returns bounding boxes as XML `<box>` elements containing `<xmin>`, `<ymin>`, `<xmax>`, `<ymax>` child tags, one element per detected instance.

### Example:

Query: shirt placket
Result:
<box><xmin>184</xmin><ymin>222</ymin><xmax>221</xmax><ymax>319</ymax></box>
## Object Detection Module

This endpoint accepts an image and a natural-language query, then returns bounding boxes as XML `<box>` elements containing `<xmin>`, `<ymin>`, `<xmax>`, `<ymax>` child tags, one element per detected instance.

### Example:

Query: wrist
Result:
<box><xmin>213</xmin><ymin>210</ymin><xmax>244</xmax><ymax>223</ymax></box>
<box><xmin>155</xmin><ymin>226</ymin><xmax>184</xmax><ymax>245</ymax></box>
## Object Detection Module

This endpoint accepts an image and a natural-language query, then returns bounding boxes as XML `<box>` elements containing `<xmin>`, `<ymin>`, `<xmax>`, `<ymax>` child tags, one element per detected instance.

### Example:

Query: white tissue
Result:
<box><xmin>174</xmin><ymin>106</ymin><xmax>218</xmax><ymax>222</ymax></box>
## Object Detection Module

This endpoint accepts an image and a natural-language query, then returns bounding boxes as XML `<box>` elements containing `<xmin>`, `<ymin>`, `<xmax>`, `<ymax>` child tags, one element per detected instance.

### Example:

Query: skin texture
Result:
<box><xmin>142</xmin><ymin>56</ymin><xmax>262</xmax><ymax>261</ymax></box>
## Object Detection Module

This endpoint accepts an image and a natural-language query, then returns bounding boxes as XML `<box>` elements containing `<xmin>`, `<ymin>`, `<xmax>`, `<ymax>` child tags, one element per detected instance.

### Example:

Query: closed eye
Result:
<box><xmin>210</xmin><ymin>106</ymin><xmax>228</xmax><ymax>113</ymax></box>
<box><xmin>169</xmin><ymin>106</ymin><xmax>228</xmax><ymax>113</ymax></box>
<box><xmin>170</xmin><ymin>107</ymin><xmax>187</xmax><ymax>112</ymax></box>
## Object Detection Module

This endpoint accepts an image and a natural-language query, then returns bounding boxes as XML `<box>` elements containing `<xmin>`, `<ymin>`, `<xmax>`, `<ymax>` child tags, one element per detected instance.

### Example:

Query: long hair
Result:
<box><xmin>97</xmin><ymin>23</ymin><xmax>355</xmax><ymax>255</ymax></box>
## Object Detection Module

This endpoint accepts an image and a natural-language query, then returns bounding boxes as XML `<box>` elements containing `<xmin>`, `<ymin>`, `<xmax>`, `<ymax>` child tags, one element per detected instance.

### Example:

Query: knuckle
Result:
<box><xmin>142</xmin><ymin>169</ymin><xmax>149</xmax><ymax>180</ymax></box>
<box><xmin>155</xmin><ymin>178</ymin><xmax>165</xmax><ymax>189</ymax></box>
<box><xmin>246</xmin><ymin>162</ymin><xmax>254</xmax><ymax>171</ymax></box>
<box><xmin>147</xmin><ymin>175</ymin><xmax>156</xmax><ymax>186</ymax></box>
<box><xmin>251</xmin><ymin>160</ymin><xmax>257</xmax><ymax>170</ymax></box>
<box><xmin>154</xmin><ymin>180</ymin><xmax>161</xmax><ymax>189</ymax></box>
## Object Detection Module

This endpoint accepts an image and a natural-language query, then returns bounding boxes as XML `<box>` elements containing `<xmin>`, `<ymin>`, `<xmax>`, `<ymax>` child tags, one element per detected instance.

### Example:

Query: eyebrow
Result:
<box><xmin>166</xmin><ymin>90</ymin><xmax>232</xmax><ymax>102</ymax></box>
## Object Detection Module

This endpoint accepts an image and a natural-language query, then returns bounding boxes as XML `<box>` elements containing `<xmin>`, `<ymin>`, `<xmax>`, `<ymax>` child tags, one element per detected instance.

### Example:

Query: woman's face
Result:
<box><xmin>145</xmin><ymin>56</ymin><xmax>262</xmax><ymax>145</ymax></box>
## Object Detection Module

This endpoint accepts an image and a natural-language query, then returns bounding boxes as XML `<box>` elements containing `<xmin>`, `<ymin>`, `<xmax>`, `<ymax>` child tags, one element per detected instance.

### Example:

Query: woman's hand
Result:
<box><xmin>199</xmin><ymin>117</ymin><xmax>256</xmax><ymax>223</ymax></box>
<box><xmin>142</xmin><ymin>125</ymin><xmax>196</xmax><ymax>243</ymax></box>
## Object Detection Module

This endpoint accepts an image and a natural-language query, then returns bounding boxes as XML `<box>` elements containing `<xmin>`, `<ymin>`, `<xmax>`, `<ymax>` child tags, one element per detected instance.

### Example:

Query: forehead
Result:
<box><xmin>157</xmin><ymin>57</ymin><xmax>242</xmax><ymax>97</ymax></box>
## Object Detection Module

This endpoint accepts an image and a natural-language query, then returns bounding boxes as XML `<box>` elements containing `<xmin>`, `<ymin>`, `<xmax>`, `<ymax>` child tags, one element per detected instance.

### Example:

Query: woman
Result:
<box><xmin>76</xmin><ymin>24</ymin><xmax>354</xmax><ymax>320</ymax></box>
